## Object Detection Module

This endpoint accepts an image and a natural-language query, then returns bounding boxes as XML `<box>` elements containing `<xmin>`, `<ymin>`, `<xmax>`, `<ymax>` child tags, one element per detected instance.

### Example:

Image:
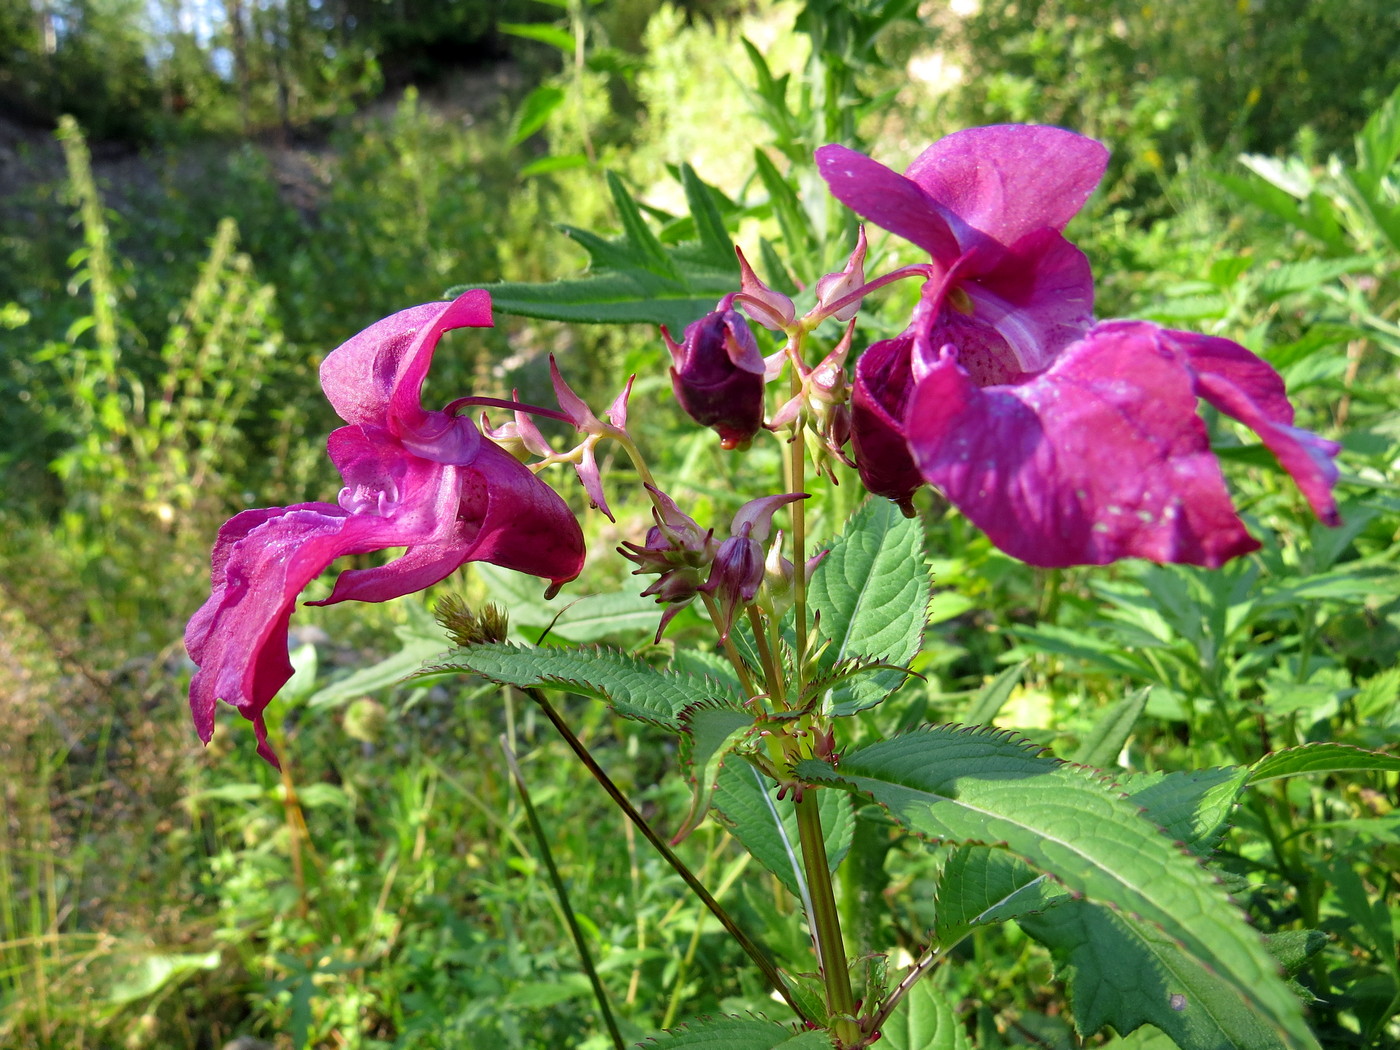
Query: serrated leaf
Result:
<box><xmin>880</xmin><ymin>978</ymin><xmax>972</xmax><ymax>1050</ymax></box>
<box><xmin>808</xmin><ymin>499</ymin><xmax>928</xmax><ymax>715</ymax></box>
<box><xmin>933</xmin><ymin>847</ymin><xmax>1065</xmax><ymax>949</ymax></box>
<box><xmin>1122</xmin><ymin>767</ymin><xmax>1251</xmax><ymax>854</ymax></box>
<box><xmin>798</xmin><ymin>727</ymin><xmax>1319</xmax><ymax>1050</ymax></box>
<box><xmin>1021</xmin><ymin>900</ymin><xmax>1300</xmax><ymax>1050</ymax></box>
<box><xmin>675</xmin><ymin>707</ymin><xmax>757</xmax><ymax>841</ymax></box>
<box><xmin>1254</xmin><ymin>255</ymin><xmax>1377</xmax><ymax>301</ymax></box>
<box><xmin>1070</xmin><ymin>687</ymin><xmax>1150</xmax><ymax>768</ymax></box>
<box><xmin>712</xmin><ymin>763</ymin><xmax>852</xmax><ymax>898</ymax></box>
<box><xmin>419</xmin><ymin>643</ymin><xmax>743</xmax><ymax>731</ymax></box>
<box><xmin>1248</xmin><ymin>742</ymin><xmax>1400</xmax><ymax>784</ymax></box>
<box><xmin>640</xmin><ymin>1014</ymin><xmax>831</xmax><ymax>1048</ymax></box>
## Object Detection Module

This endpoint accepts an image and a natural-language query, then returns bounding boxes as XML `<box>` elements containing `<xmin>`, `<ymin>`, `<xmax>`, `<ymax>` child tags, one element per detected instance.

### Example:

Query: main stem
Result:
<box><xmin>796</xmin><ymin>789</ymin><xmax>860</xmax><ymax>1045</ymax></box>
<box><xmin>783</xmin><ymin>335</ymin><xmax>859</xmax><ymax>1044</ymax></box>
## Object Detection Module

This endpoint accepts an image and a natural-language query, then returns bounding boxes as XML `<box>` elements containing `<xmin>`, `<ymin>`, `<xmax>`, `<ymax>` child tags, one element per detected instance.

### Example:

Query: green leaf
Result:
<box><xmin>808</xmin><ymin>499</ymin><xmax>929</xmax><ymax>715</ymax></box>
<box><xmin>753</xmin><ymin>149</ymin><xmax>819</xmax><ymax>280</ymax></box>
<box><xmin>880</xmin><ymin>978</ymin><xmax>972</xmax><ymax>1050</ymax></box>
<box><xmin>308</xmin><ymin>625</ymin><xmax>444</xmax><ymax>709</ymax></box>
<box><xmin>511</xmin><ymin>84</ymin><xmax>565</xmax><ymax>145</ymax></box>
<box><xmin>799</xmin><ymin>727</ymin><xmax>1320</xmax><ymax>1050</ymax></box>
<box><xmin>419</xmin><ymin>643</ymin><xmax>744</xmax><ymax>731</ymax></box>
<box><xmin>478</xmin><ymin>263</ymin><xmax>730</xmax><ymax>331</ymax></box>
<box><xmin>1122</xmin><ymin>767</ymin><xmax>1251</xmax><ymax>854</ymax></box>
<box><xmin>642</xmin><ymin>1014</ymin><xmax>831</xmax><ymax>1048</ymax></box>
<box><xmin>679</xmin><ymin>162</ymin><xmax>735</xmax><ymax>268</ymax></box>
<box><xmin>933</xmin><ymin>847</ymin><xmax>1066</xmax><ymax>949</ymax></box>
<box><xmin>1069</xmin><ymin>687</ymin><xmax>1150</xmax><ymax>768</ymax></box>
<box><xmin>105</xmin><ymin>948</ymin><xmax>220</xmax><ymax>1004</ymax></box>
<box><xmin>675</xmin><ymin>707</ymin><xmax>758</xmax><ymax>841</ymax></box>
<box><xmin>520</xmin><ymin>153</ymin><xmax>589</xmax><ymax>177</ymax></box>
<box><xmin>962</xmin><ymin>662</ymin><xmax>1026</xmax><ymax>725</ymax></box>
<box><xmin>1248</xmin><ymin>742</ymin><xmax>1400</xmax><ymax>784</ymax></box>
<box><xmin>1021</xmin><ymin>900</ymin><xmax>1301</xmax><ymax>1050</ymax></box>
<box><xmin>712</xmin><ymin>763</ymin><xmax>853</xmax><ymax>898</ymax></box>
<box><xmin>607</xmin><ymin>171</ymin><xmax>672</xmax><ymax>273</ymax></box>
<box><xmin>497</xmin><ymin>21</ymin><xmax>576</xmax><ymax>52</ymax></box>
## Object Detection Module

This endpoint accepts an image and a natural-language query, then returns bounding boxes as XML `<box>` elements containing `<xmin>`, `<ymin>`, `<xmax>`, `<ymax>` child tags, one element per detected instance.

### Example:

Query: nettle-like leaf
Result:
<box><xmin>712</xmin><ymin>763</ymin><xmax>853</xmax><ymax>899</ymax></box>
<box><xmin>639</xmin><ymin>1014</ymin><xmax>831</xmax><ymax>1048</ymax></box>
<box><xmin>807</xmin><ymin>499</ymin><xmax>930</xmax><ymax>716</ymax></box>
<box><xmin>879</xmin><ymin>978</ymin><xmax>973</xmax><ymax>1050</ymax></box>
<box><xmin>1248</xmin><ymin>742</ymin><xmax>1400</xmax><ymax>784</ymax></box>
<box><xmin>420</xmin><ymin>642</ymin><xmax>744</xmax><ymax>732</ymax></box>
<box><xmin>675</xmin><ymin>706</ymin><xmax>759</xmax><ymax>841</ymax></box>
<box><xmin>465</xmin><ymin>166</ymin><xmax>738</xmax><ymax>331</ymax></box>
<box><xmin>797</xmin><ymin>726</ymin><xmax>1320</xmax><ymax>1050</ymax></box>
<box><xmin>932</xmin><ymin>846</ymin><xmax>1063</xmax><ymax>950</ymax></box>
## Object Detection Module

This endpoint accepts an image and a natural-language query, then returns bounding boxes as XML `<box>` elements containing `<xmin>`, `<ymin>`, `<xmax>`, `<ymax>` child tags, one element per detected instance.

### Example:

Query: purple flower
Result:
<box><xmin>185</xmin><ymin>291</ymin><xmax>586</xmax><ymax>763</ymax></box>
<box><xmin>817</xmin><ymin>125</ymin><xmax>1109</xmax><ymax>382</ymax></box>
<box><xmin>663</xmin><ymin>306</ymin><xmax>767</xmax><ymax>448</ymax></box>
<box><xmin>820</xmin><ymin>125</ymin><xmax>1340</xmax><ymax>565</ymax></box>
<box><xmin>906</xmin><ymin>321</ymin><xmax>1341</xmax><ymax>567</ymax></box>
<box><xmin>819</xmin><ymin>126</ymin><xmax>1109</xmax><ymax>509</ymax></box>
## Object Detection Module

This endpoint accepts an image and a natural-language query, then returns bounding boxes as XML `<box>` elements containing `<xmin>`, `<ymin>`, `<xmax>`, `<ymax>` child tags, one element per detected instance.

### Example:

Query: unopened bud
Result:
<box><xmin>664</xmin><ymin>307</ymin><xmax>766</xmax><ymax>449</ymax></box>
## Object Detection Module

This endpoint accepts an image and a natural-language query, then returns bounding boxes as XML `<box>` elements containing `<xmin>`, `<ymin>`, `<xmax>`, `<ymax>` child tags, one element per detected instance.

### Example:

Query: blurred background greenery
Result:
<box><xmin>2</xmin><ymin>1</ymin><xmax>1399</xmax><ymax>1047</ymax></box>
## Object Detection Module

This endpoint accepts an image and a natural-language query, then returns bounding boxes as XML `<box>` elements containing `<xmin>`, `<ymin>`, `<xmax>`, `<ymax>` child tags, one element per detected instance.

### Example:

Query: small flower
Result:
<box><xmin>185</xmin><ymin>291</ymin><xmax>586</xmax><ymax>764</ymax></box>
<box><xmin>905</xmin><ymin>321</ymin><xmax>1341</xmax><ymax>567</ymax></box>
<box><xmin>702</xmin><ymin>493</ymin><xmax>807</xmax><ymax>638</ymax></box>
<box><xmin>619</xmin><ymin>486</ymin><xmax>718</xmax><ymax>641</ymax></box>
<box><xmin>663</xmin><ymin>305</ymin><xmax>767</xmax><ymax>448</ymax></box>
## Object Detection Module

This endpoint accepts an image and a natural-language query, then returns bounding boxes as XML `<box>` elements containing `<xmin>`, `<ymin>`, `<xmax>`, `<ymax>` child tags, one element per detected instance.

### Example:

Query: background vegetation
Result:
<box><xmin>2</xmin><ymin>1</ymin><xmax>1398</xmax><ymax>1047</ymax></box>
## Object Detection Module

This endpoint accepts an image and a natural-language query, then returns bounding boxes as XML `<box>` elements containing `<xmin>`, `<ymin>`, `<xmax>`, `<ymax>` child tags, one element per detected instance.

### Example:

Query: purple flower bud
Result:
<box><xmin>702</xmin><ymin>533</ymin><xmax>766</xmax><ymax>640</ymax></box>
<box><xmin>663</xmin><ymin>308</ymin><xmax>766</xmax><ymax>449</ymax></box>
<box><xmin>850</xmin><ymin>332</ymin><xmax>924</xmax><ymax>515</ymax></box>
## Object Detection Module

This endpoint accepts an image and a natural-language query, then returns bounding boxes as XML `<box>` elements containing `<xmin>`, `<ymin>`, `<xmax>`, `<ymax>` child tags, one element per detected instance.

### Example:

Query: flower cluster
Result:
<box><xmin>812</xmin><ymin>124</ymin><xmax>1340</xmax><ymax>566</ymax></box>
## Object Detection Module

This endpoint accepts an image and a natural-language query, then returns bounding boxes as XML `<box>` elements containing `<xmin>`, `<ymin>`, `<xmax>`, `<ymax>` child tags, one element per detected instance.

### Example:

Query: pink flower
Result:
<box><xmin>820</xmin><ymin>125</ymin><xmax>1340</xmax><ymax>565</ymax></box>
<box><xmin>185</xmin><ymin>291</ymin><xmax>585</xmax><ymax>763</ymax></box>
<box><xmin>906</xmin><ymin>321</ymin><xmax>1341</xmax><ymax>567</ymax></box>
<box><xmin>819</xmin><ymin>125</ymin><xmax>1109</xmax><ymax>509</ymax></box>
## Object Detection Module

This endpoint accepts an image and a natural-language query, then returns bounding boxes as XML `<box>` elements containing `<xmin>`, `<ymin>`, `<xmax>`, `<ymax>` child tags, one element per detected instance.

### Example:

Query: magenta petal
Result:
<box><xmin>850</xmin><ymin>333</ymin><xmax>925</xmax><ymax>509</ymax></box>
<box><xmin>185</xmin><ymin>503</ymin><xmax>418</xmax><ymax>762</ymax></box>
<box><xmin>319</xmin><ymin>289</ymin><xmax>493</xmax><ymax>431</ymax></box>
<box><xmin>904</xmin><ymin>125</ymin><xmax>1109</xmax><ymax>247</ymax></box>
<box><xmin>906</xmin><ymin>325</ymin><xmax>1260</xmax><ymax>568</ymax></box>
<box><xmin>816</xmin><ymin>144</ymin><xmax>960</xmax><ymax>262</ymax></box>
<box><xmin>957</xmin><ymin>228</ymin><xmax>1095</xmax><ymax>375</ymax></box>
<box><xmin>1165</xmin><ymin>327</ymin><xmax>1341</xmax><ymax>525</ymax></box>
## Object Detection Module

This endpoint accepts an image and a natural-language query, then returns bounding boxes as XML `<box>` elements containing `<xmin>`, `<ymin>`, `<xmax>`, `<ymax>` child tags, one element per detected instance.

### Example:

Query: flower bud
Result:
<box><xmin>735</xmin><ymin>246</ymin><xmax>796</xmax><ymax>332</ymax></box>
<box><xmin>663</xmin><ymin>308</ymin><xmax>767</xmax><ymax>449</ymax></box>
<box><xmin>850</xmin><ymin>333</ymin><xmax>923</xmax><ymax>515</ymax></box>
<box><xmin>814</xmin><ymin>226</ymin><xmax>868</xmax><ymax>323</ymax></box>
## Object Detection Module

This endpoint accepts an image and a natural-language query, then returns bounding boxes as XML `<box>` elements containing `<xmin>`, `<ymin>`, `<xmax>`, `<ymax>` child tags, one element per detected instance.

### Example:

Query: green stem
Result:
<box><xmin>500</xmin><ymin>738</ymin><xmax>626</xmax><ymax>1050</ymax></box>
<box><xmin>524</xmin><ymin>687</ymin><xmax>811</xmax><ymax>1025</ymax></box>
<box><xmin>796</xmin><ymin>789</ymin><xmax>860</xmax><ymax>1045</ymax></box>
